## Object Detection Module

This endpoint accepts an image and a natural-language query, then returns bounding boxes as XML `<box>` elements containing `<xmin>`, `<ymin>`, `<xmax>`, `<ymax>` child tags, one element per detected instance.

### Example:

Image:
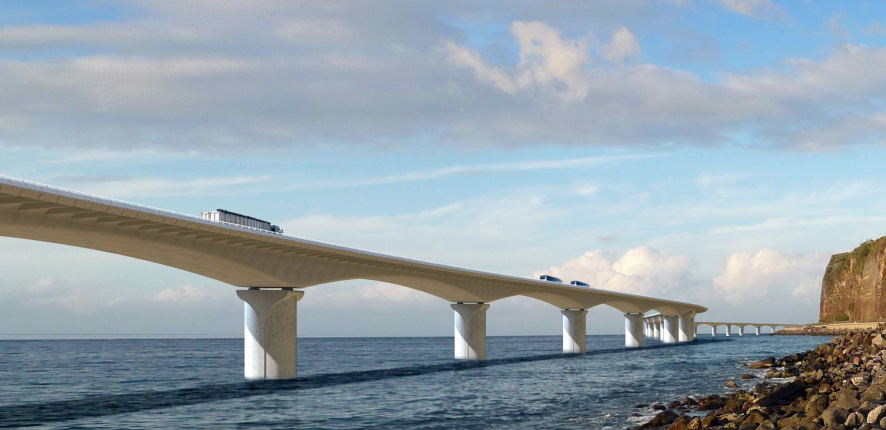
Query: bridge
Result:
<box><xmin>0</xmin><ymin>176</ymin><xmax>708</xmax><ymax>379</ymax></box>
<box><xmin>643</xmin><ymin>314</ymin><xmax>798</xmax><ymax>338</ymax></box>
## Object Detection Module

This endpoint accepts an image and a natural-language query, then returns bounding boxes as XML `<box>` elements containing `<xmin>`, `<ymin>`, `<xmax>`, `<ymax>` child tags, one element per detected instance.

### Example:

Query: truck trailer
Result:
<box><xmin>201</xmin><ymin>209</ymin><xmax>283</xmax><ymax>234</ymax></box>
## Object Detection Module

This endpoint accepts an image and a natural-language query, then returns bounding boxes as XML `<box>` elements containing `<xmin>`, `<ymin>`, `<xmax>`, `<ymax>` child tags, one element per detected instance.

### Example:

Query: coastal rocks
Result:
<box><xmin>641</xmin><ymin>410</ymin><xmax>678</xmax><ymax>428</ymax></box>
<box><xmin>750</xmin><ymin>357</ymin><xmax>778</xmax><ymax>369</ymax></box>
<box><xmin>635</xmin><ymin>324</ymin><xmax>886</xmax><ymax>430</ymax></box>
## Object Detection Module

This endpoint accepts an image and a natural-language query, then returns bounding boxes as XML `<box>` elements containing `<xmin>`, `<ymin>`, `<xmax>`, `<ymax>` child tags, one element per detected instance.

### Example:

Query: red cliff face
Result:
<box><xmin>819</xmin><ymin>237</ymin><xmax>886</xmax><ymax>323</ymax></box>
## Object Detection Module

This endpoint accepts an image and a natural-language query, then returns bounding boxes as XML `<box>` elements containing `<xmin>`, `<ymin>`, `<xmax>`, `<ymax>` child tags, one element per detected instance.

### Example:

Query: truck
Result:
<box><xmin>201</xmin><ymin>209</ymin><xmax>284</xmax><ymax>234</ymax></box>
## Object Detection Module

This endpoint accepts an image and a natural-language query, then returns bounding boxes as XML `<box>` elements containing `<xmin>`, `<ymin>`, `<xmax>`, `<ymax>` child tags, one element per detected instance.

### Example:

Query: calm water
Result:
<box><xmin>0</xmin><ymin>334</ymin><xmax>830</xmax><ymax>429</ymax></box>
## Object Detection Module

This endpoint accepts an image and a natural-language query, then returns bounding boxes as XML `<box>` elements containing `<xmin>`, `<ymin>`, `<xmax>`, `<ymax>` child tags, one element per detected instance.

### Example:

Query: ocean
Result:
<box><xmin>0</xmin><ymin>334</ymin><xmax>830</xmax><ymax>429</ymax></box>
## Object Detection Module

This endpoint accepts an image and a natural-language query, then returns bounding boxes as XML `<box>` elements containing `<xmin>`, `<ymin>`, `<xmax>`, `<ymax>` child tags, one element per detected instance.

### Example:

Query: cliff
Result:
<box><xmin>819</xmin><ymin>236</ymin><xmax>886</xmax><ymax>323</ymax></box>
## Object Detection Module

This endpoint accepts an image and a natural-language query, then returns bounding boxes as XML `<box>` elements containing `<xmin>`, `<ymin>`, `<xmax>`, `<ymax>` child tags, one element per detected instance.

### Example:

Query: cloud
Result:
<box><xmin>153</xmin><ymin>285</ymin><xmax>228</xmax><ymax>303</ymax></box>
<box><xmin>359</xmin><ymin>282</ymin><xmax>437</xmax><ymax>304</ymax></box>
<box><xmin>0</xmin><ymin>2</ymin><xmax>881</xmax><ymax>152</ymax></box>
<box><xmin>52</xmin><ymin>174</ymin><xmax>272</xmax><ymax>198</ymax></box>
<box><xmin>288</xmin><ymin>155</ymin><xmax>647</xmax><ymax>190</ymax></box>
<box><xmin>603</xmin><ymin>27</ymin><xmax>642</xmax><ymax>63</ymax></box>
<box><xmin>533</xmin><ymin>246</ymin><xmax>698</xmax><ymax>298</ymax></box>
<box><xmin>714</xmin><ymin>0</ymin><xmax>784</xmax><ymax>19</ymax></box>
<box><xmin>713</xmin><ymin>249</ymin><xmax>829</xmax><ymax>304</ymax></box>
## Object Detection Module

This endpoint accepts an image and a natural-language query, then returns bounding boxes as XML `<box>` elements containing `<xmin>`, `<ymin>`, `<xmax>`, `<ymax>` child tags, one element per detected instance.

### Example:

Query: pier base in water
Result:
<box><xmin>237</xmin><ymin>288</ymin><xmax>303</xmax><ymax>380</ymax></box>
<box><xmin>625</xmin><ymin>313</ymin><xmax>644</xmax><ymax>347</ymax></box>
<box><xmin>562</xmin><ymin>309</ymin><xmax>588</xmax><ymax>353</ymax></box>
<box><xmin>452</xmin><ymin>303</ymin><xmax>489</xmax><ymax>360</ymax></box>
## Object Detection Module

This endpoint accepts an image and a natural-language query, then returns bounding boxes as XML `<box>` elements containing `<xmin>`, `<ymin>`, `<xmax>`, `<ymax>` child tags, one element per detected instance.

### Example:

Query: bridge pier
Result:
<box><xmin>678</xmin><ymin>312</ymin><xmax>693</xmax><ymax>342</ymax></box>
<box><xmin>725</xmin><ymin>324</ymin><xmax>732</xmax><ymax>337</ymax></box>
<box><xmin>711</xmin><ymin>325</ymin><xmax>717</xmax><ymax>337</ymax></box>
<box><xmin>452</xmin><ymin>303</ymin><xmax>489</xmax><ymax>360</ymax></box>
<box><xmin>756</xmin><ymin>326</ymin><xmax>761</xmax><ymax>336</ymax></box>
<box><xmin>662</xmin><ymin>315</ymin><xmax>678</xmax><ymax>343</ymax></box>
<box><xmin>237</xmin><ymin>288</ymin><xmax>304</xmax><ymax>380</ymax></box>
<box><xmin>653</xmin><ymin>319</ymin><xmax>661</xmax><ymax>339</ymax></box>
<box><xmin>739</xmin><ymin>326</ymin><xmax>745</xmax><ymax>336</ymax></box>
<box><xmin>562</xmin><ymin>309</ymin><xmax>587</xmax><ymax>353</ymax></box>
<box><xmin>625</xmin><ymin>313</ymin><xmax>644</xmax><ymax>347</ymax></box>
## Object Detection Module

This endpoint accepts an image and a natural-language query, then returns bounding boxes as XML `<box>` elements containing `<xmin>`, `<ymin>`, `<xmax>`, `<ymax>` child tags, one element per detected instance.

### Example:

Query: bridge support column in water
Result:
<box><xmin>678</xmin><ymin>312</ymin><xmax>693</xmax><ymax>342</ymax></box>
<box><xmin>237</xmin><ymin>288</ymin><xmax>304</xmax><ymax>380</ymax></box>
<box><xmin>726</xmin><ymin>324</ymin><xmax>732</xmax><ymax>337</ymax></box>
<box><xmin>756</xmin><ymin>326</ymin><xmax>761</xmax><ymax>336</ymax></box>
<box><xmin>712</xmin><ymin>326</ymin><xmax>717</xmax><ymax>337</ymax></box>
<box><xmin>661</xmin><ymin>315</ymin><xmax>678</xmax><ymax>343</ymax></box>
<box><xmin>739</xmin><ymin>326</ymin><xmax>745</xmax><ymax>336</ymax></box>
<box><xmin>653</xmin><ymin>319</ymin><xmax>661</xmax><ymax>339</ymax></box>
<box><xmin>561</xmin><ymin>309</ymin><xmax>588</xmax><ymax>353</ymax></box>
<box><xmin>624</xmin><ymin>313</ymin><xmax>644</xmax><ymax>347</ymax></box>
<box><xmin>452</xmin><ymin>303</ymin><xmax>489</xmax><ymax>360</ymax></box>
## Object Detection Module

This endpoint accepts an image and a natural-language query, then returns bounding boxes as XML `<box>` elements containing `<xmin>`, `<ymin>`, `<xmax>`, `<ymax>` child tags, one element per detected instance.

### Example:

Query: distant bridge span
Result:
<box><xmin>643</xmin><ymin>314</ymin><xmax>799</xmax><ymax>338</ymax></box>
<box><xmin>0</xmin><ymin>176</ymin><xmax>707</xmax><ymax>379</ymax></box>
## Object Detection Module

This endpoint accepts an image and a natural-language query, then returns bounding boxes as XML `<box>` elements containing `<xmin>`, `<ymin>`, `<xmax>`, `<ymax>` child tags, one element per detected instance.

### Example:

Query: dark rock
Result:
<box><xmin>749</xmin><ymin>357</ymin><xmax>778</xmax><ymax>369</ymax></box>
<box><xmin>742</xmin><ymin>374</ymin><xmax>756</xmax><ymax>380</ymax></box>
<box><xmin>665</xmin><ymin>416</ymin><xmax>690</xmax><ymax>430</ymax></box>
<box><xmin>642</xmin><ymin>410</ymin><xmax>679</xmax><ymax>428</ymax></box>
<box><xmin>822</xmin><ymin>407</ymin><xmax>850</xmax><ymax>427</ymax></box>
<box><xmin>754</xmin><ymin>381</ymin><xmax>806</xmax><ymax>407</ymax></box>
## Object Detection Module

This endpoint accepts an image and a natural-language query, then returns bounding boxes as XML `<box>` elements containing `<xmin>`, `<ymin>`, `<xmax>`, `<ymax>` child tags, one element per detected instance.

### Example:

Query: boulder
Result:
<box><xmin>685</xmin><ymin>417</ymin><xmax>701</xmax><ymax>430</ymax></box>
<box><xmin>861</xmin><ymin>384</ymin><xmax>886</xmax><ymax>403</ymax></box>
<box><xmin>817</xmin><ymin>343</ymin><xmax>836</xmax><ymax>356</ymax></box>
<box><xmin>749</xmin><ymin>357</ymin><xmax>778</xmax><ymax>369</ymax></box>
<box><xmin>873</xmin><ymin>335</ymin><xmax>886</xmax><ymax>348</ymax></box>
<box><xmin>754</xmin><ymin>381</ymin><xmax>806</xmax><ymax>407</ymax></box>
<box><xmin>822</xmin><ymin>407</ymin><xmax>850</xmax><ymax>427</ymax></box>
<box><xmin>742</xmin><ymin>374</ymin><xmax>756</xmax><ymax>380</ymax></box>
<box><xmin>726</xmin><ymin>380</ymin><xmax>738</xmax><ymax>388</ymax></box>
<box><xmin>868</xmin><ymin>404</ymin><xmax>886</xmax><ymax>424</ymax></box>
<box><xmin>642</xmin><ymin>410</ymin><xmax>678</xmax><ymax>428</ymax></box>
<box><xmin>845</xmin><ymin>411</ymin><xmax>864</xmax><ymax>426</ymax></box>
<box><xmin>665</xmin><ymin>416</ymin><xmax>690</xmax><ymax>430</ymax></box>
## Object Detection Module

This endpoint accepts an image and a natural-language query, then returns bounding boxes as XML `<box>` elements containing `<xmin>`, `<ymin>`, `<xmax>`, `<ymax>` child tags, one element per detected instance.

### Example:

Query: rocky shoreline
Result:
<box><xmin>774</xmin><ymin>326</ymin><xmax>878</xmax><ymax>337</ymax></box>
<box><xmin>635</xmin><ymin>325</ymin><xmax>886</xmax><ymax>429</ymax></box>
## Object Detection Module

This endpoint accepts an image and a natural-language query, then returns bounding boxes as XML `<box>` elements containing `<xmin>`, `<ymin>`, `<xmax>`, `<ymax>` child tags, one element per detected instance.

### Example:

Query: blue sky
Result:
<box><xmin>1</xmin><ymin>0</ymin><xmax>886</xmax><ymax>337</ymax></box>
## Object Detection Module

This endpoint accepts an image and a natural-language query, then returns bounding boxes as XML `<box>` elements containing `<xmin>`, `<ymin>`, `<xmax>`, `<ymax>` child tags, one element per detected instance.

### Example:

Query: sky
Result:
<box><xmin>2</xmin><ymin>0</ymin><xmax>886</xmax><ymax>338</ymax></box>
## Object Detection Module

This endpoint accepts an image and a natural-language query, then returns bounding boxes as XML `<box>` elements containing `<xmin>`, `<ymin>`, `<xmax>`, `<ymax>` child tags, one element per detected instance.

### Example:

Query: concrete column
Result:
<box><xmin>653</xmin><ymin>319</ymin><xmax>661</xmax><ymax>339</ymax></box>
<box><xmin>726</xmin><ymin>324</ymin><xmax>732</xmax><ymax>337</ymax></box>
<box><xmin>562</xmin><ymin>309</ymin><xmax>588</xmax><ymax>353</ymax></box>
<box><xmin>756</xmin><ymin>326</ymin><xmax>761</xmax><ymax>336</ymax></box>
<box><xmin>711</xmin><ymin>325</ymin><xmax>717</xmax><ymax>337</ymax></box>
<box><xmin>694</xmin><ymin>324</ymin><xmax>698</xmax><ymax>336</ymax></box>
<box><xmin>644</xmin><ymin>321</ymin><xmax>651</xmax><ymax>338</ymax></box>
<box><xmin>678</xmin><ymin>312</ymin><xmax>693</xmax><ymax>342</ymax></box>
<box><xmin>739</xmin><ymin>326</ymin><xmax>745</xmax><ymax>336</ymax></box>
<box><xmin>452</xmin><ymin>303</ymin><xmax>489</xmax><ymax>360</ymax></box>
<box><xmin>662</xmin><ymin>315</ymin><xmax>678</xmax><ymax>343</ymax></box>
<box><xmin>237</xmin><ymin>288</ymin><xmax>304</xmax><ymax>380</ymax></box>
<box><xmin>625</xmin><ymin>313</ymin><xmax>644</xmax><ymax>347</ymax></box>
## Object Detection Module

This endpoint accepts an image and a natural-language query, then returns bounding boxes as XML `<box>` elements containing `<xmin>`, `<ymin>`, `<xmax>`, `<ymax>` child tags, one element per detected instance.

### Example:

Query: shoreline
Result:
<box><xmin>775</xmin><ymin>322</ymin><xmax>884</xmax><ymax>337</ymax></box>
<box><xmin>636</xmin><ymin>325</ymin><xmax>886</xmax><ymax>429</ymax></box>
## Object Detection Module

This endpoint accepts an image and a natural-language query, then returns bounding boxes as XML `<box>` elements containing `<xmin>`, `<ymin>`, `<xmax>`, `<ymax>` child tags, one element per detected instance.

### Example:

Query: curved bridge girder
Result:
<box><xmin>0</xmin><ymin>177</ymin><xmax>709</xmax><ymax>316</ymax></box>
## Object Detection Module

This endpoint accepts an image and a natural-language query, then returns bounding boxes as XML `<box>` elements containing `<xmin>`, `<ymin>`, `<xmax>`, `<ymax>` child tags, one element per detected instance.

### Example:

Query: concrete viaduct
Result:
<box><xmin>0</xmin><ymin>176</ymin><xmax>708</xmax><ymax>379</ymax></box>
<box><xmin>643</xmin><ymin>314</ymin><xmax>798</xmax><ymax>339</ymax></box>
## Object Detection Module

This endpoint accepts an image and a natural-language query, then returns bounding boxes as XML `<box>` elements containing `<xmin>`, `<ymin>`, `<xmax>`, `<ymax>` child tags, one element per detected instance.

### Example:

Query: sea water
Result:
<box><xmin>0</xmin><ymin>334</ymin><xmax>830</xmax><ymax>429</ymax></box>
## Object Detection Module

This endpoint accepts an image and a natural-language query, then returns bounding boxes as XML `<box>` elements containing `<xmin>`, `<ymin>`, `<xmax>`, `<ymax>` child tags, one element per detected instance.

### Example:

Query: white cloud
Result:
<box><xmin>533</xmin><ymin>246</ymin><xmax>697</xmax><ymax>298</ymax></box>
<box><xmin>603</xmin><ymin>27</ymin><xmax>642</xmax><ymax>63</ymax></box>
<box><xmin>54</xmin><ymin>175</ymin><xmax>272</xmax><ymax>198</ymax></box>
<box><xmin>153</xmin><ymin>285</ymin><xmax>228</xmax><ymax>303</ymax></box>
<box><xmin>714</xmin><ymin>0</ymin><xmax>784</xmax><ymax>19</ymax></box>
<box><xmin>713</xmin><ymin>249</ymin><xmax>829</xmax><ymax>304</ymax></box>
<box><xmin>359</xmin><ymin>282</ymin><xmax>437</xmax><ymax>304</ymax></box>
<box><xmin>575</xmin><ymin>184</ymin><xmax>600</xmax><ymax>196</ymax></box>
